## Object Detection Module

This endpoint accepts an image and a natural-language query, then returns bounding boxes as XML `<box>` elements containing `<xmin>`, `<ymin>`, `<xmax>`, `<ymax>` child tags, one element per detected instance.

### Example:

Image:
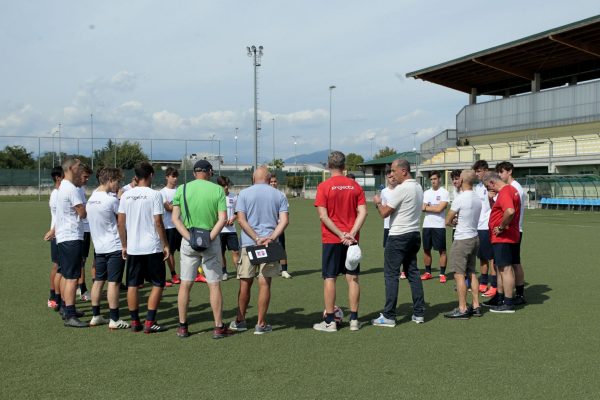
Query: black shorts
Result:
<box><xmin>126</xmin><ymin>253</ymin><xmax>166</xmax><ymax>288</ymax></box>
<box><xmin>383</xmin><ymin>228</ymin><xmax>389</xmax><ymax>248</ymax></box>
<box><xmin>166</xmin><ymin>228</ymin><xmax>182</xmax><ymax>253</ymax></box>
<box><xmin>50</xmin><ymin>238</ymin><xmax>59</xmax><ymax>264</ymax></box>
<box><xmin>477</xmin><ymin>230</ymin><xmax>494</xmax><ymax>261</ymax></box>
<box><xmin>321</xmin><ymin>243</ymin><xmax>359</xmax><ymax>278</ymax></box>
<box><xmin>279</xmin><ymin>231</ymin><xmax>286</xmax><ymax>249</ymax></box>
<box><xmin>58</xmin><ymin>240</ymin><xmax>83</xmax><ymax>279</ymax></box>
<box><xmin>81</xmin><ymin>232</ymin><xmax>91</xmax><ymax>259</ymax></box>
<box><xmin>422</xmin><ymin>228</ymin><xmax>446</xmax><ymax>251</ymax></box>
<box><xmin>95</xmin><ymin>251</ymin><xmax>125</xmax><ymax>282</ymax></box>
<box><xmin>220</xmin><ymin>232</ymin><xmax>240</xmax><ymax>253</ymax></box>
<box><xmin>492</xmin><ymin>243</ymin><xmax>520</xmax><ymax>268</ymax></box>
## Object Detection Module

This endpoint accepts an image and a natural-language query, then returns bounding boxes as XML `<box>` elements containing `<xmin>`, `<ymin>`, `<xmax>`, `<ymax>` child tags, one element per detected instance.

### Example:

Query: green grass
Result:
<box><xmin>1</xmin><ymin>199</ymin><xmax>599</xmax><ymax>399</ymax></box>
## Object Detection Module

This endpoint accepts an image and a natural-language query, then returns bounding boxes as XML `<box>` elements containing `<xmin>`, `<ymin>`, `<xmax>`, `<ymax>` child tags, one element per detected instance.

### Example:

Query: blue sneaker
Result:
<box><xmin>254</xmin><ymin>324</ymin><xmax>273</xmax><ymax>335</ymax></box>
<box><xmin>371</xmin><ymin>313</ymin><xmax>396</xmax><ymax>327</ymax></box>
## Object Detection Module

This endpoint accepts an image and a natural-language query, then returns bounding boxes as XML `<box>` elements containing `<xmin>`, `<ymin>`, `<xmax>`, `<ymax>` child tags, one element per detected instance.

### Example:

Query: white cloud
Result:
<box><xmin>396</xmin><ymin>109</ymin><xmax>425</xmax><ymax>124</ymax></box>
<box><xmin>152</xmin><ymin>110</ymin><xmax>186</xmax><ymax>130</ymax></box>
<box><xmin>259</xmin><ymin>109</ymin><xmax>328</xmax><ymax>125</ymax></box>
<box><xmin>110</xmin><ymin>71</ymin><xmax>138</xmax><ymax>92</ymax></box>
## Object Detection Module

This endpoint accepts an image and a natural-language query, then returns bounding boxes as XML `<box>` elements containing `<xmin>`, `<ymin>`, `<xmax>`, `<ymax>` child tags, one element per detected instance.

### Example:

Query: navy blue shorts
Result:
<box><xmin>477</xmin><ymin>230</ymin><xmax>494</xmax><ymax>261</ymax></box>
<box><xmin>514</xmin><ymin>232</ymin><xmax>523</xmax><ymax>264</ymax></box>
<box><xmin>95</xmin><ymin>251</ymin><xmax>125</xmax><ymax>282</ymax></box>
<box><xmin>279</xmin><ymin>232</ymin><xmax>286</xmax><ymax>250</ymax></box>
<box><xmin>321</xmin><ymin>243</ymin><xmax>359</xmax><ymax>278</ymax></box>
<box><xmin>383</xmin><ymin>228</ymin><xmax>390</xmax><ymax>248</ymax></box>
<box><xmin>220</xmin><ymin>232</ymin><xmax>240</xmax><ymax>253</ymax></box>
<box><xmin>492</xmin><ymin>243</ymin><xmax>519</xmax><ymax>268</ymax></box>
<box><xmin>166</xmin><ymin>228</ymin><xmax>182</xmax><ymax>252</ymax></box>
<box><xmin>126</xmin><ymin>253</ymin><xmax>166</xmax><ymax>288</ymax></box>
<box><xmin>50</xmin><ymin>238</ymin><xmax>59</xmax><ymax>264</ymax></box>
<box><xmin>81</xmin><ymin>232</ymin><xmax>91</xmax><ymax>259</ymax></box>
<box><xmin>422</xmin><ymin>228</ymin><xmax>446</xmax><ymax>251</ymax></box>
<box><xmin>58</xmin><ymin>240</ymin><xmax>83</xmax><ymax>280</ymax></box>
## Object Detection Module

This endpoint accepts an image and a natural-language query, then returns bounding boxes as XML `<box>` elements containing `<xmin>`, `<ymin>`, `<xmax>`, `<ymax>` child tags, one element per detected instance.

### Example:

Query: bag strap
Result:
<box><xmin>183</xmin><ymin>183</ymin><xmax>192</xmax><ymax>226</ymax></box>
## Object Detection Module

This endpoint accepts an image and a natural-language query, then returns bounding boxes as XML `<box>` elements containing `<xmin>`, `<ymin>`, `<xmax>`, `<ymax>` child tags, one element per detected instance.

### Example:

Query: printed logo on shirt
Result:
<box><xmin>128</xmin><ymin>195</ymin><xmax>148</xmax><ymax>201</ymax></box>
<box><xmin>331</xmin><ymin>185</ymin><xmax>355</xmax><ymax>191</ymax></box>
<box><xmin>436</xmin><ymin>196</ymin><xmax>441</xmax><ymax>201</ymax></box>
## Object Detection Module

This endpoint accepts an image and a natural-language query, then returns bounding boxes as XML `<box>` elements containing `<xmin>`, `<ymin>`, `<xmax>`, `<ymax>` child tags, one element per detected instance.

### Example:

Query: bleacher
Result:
<box><xmin>539</xmin><ymin>197</ymin><xmax>600</xmax><ymax>210</ymax></box>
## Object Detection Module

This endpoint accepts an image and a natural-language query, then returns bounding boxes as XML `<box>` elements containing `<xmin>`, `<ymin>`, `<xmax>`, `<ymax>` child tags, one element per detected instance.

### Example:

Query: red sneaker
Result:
<box><xmin>420</xmin><ymin>272</ymin><xmax>433</xmax><ymax>281</ymax></box>
<box><xmin>130</xmin><ymin>320</ymin><xmax>143</xmax><ymax>333</ymax></box>
<box><xmin>400</xmin><ymin>271</ymin><xmax>407</xmax><ymax>280</ymax></box>
<box><xmin>47</xmin><ymin>299</ymin><xmax>57</xmax><ymax>309</ymax></box>
<box><xmin>171</xmin><ymin>274</ymin><xmax>181</xmax><ymax>284</ymax></box>
<box><xmin>194</xmin><ymin>274</ymin><xmax>207</xmax><ymax>283</ymax></box>
<box><xmin>482</xmin><ymin>287</ymin><xmax>497</xmax><ymax>297</ymax></box>
<box><xmin>439</xmin><ymin>275</ymin><xmax>447</xmax><ymax>283</ymax></box>
<box><xmin>165</xmin><ymin>280</ymin><xmax>173</xmax><ymax>287</ymax></box>
<box><xmin>478</xmin><ymin>284</ymin><xmax>488</xmax><ymax>293</ymax></box>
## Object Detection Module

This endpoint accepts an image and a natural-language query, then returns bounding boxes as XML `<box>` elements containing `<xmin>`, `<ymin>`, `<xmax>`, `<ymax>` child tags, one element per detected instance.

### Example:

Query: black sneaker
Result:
<box><xmin>513</xmin><ymin>295</ymin><xmax>527</xmax><ymax>305</ymax></box>
<box><xmin>64</xmin><ymin>317</ymin><xmax>88</xmax><ymax>328</ymax></box>
<box><xmin>444</xmin><ymin>308</ymin><xmax>470</xmax><ymax>320</ymax></box>
<box><xmin>144</xmin><ymin>321</ymin><xmax>167</xmax><ymax>334</ymax></box>
<box><xmin>176</xmin><ymin>326</ymin><xmax>190</xmax><ymax>338</ymax></box>
<box><xmin>130</xmin><ymin>320</ymin><xmax>143</xmax><ymax>333</ymax></box>
<box><xmin>490</xmin><ymin>304</ymin><xmax>515</xmax><ymax>313</ymax></box>
<box><xmin>467</xmin><ymin>305</ymin><xmax>483</xmax><ymax>317</ymax></box>
<box><xmin>482</xmin><ymin>295</ymin><xmax>500</xmax><ymax>307</ymax></box>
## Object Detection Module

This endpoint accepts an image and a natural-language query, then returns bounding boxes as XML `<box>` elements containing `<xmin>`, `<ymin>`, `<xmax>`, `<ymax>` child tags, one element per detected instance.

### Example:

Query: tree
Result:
<box><xmin>0</xmin><ymin>145</ymin><xmax>36</xmax><ymax>169</ymax></box>
<box><xmin>39</xmin><ymin>152</ymin><xmax>91</xmax><ymax>169</ymax></box>
<box><xmin>93</xmin><ymin>139</ymin><xmax>149</xmax><ymax>169</ymax></box>
<box><xmin>345</xmin><ymin>153</ymin><xmax>364</xmax><ymax>171</ymax></box>
<box><xmin>374</xmin><ymin>146</ymin><xmax>397</xmax><ymax>160</ymax></box>
<box><xmin>269</xmin><ymin>158</ymin><xmax>285</xmax><ymax>170</ymax></box>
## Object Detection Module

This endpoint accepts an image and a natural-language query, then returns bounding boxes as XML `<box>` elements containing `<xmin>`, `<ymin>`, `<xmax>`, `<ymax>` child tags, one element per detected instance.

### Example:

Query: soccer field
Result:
<box><xmin>1</xmin><ymin>199</ymin><xmax>599</xmax><ymax>399</ymax></box>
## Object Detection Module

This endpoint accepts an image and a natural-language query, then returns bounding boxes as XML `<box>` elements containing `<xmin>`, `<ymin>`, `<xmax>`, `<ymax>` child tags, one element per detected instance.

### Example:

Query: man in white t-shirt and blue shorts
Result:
<box><xmin>217</xmin><ymin>176</ymin><xmax>240</xmax><ymax>281</ymax></box>
<box><xmin>160</xmin><ymin>167</ymin><xmax>181</xmax><ymax>287</ymax></box>
<box><xmin>43</xmin><ymin>166</ymin><xmax>64</xmax><ymax>310</ymax></box>
<box><xmin>421</xmin><ymin>171</ymin><xmax>449</xmax><ymax>283</ymax></box>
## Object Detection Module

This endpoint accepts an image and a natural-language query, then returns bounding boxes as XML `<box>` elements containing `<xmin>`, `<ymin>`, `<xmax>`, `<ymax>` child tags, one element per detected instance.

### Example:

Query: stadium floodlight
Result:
<box><xmin>247</xmin><ymin>45</ymin><xmax>264</xmax><ymax>170</ymax></box>
<box><xmin>329</xmin><ymin>85</ymin><xmax>336</xmax><ymax>158</ymax></box>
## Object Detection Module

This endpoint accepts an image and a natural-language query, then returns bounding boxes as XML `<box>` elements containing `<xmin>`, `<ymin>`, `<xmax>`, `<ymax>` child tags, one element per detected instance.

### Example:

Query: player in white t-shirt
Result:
<box><xmin>473</xmin><ymin>160</ymin><xmax>497</xmax><ymax>297</ymax></box>
<box><xmin>421</xmin><ymin>171</ymin><xmax>450</xmax><ymax>283</ymax></box>
<box><xmin>496</xmin><ymin>161</ymin><xmax>527</xmax><ymax>305</ymax></box>
<box><xmin>86</xmin><ymin>167</ymin><xmax>130</xmax><ymax>329</ymax></box>
<box><xmin>269</xmin><ymin>175</ymin><xmax>291</xmax><ymax>278</ymax></box>
<box><xmin>118</xmin><ymin>176</ymin><xmax>138</xmax><ymax>199</ymax></box>
<box><xmin>380</xmin><ymin>167</ymin><xmax>402</xmax><ymax>278</ymax></box>
<box><xmin>43</xmin><ymin>166</ymin><xmax>64</xmax><ymax>310</ymax></box>
<box><xmin>160</xmin><ymin>167</ymin><xmax>181</xmax><ymax>287</ymax></box>
<box><xmin>77</xmin><ymin>164</ymin><xmax>93</xmax><ymax>302</ymax></box>
<box><xmin>444</xmin><ymin>170</ymin><xmax>483</xmax><ymax>319</ymax></box>
<box><xmin>54</xmin><ymin>158</ymin><xmax>88</xmax><ymax>328</ymax></box>
<box><xmin>117</xmin><ymin>162</ymin><xmax>169</xmax><ymax>333</ymax></box>
<box><xmin>217</xmin><ymin>176</ymin><xmax>240</xmax><ymax>281</ymax></box>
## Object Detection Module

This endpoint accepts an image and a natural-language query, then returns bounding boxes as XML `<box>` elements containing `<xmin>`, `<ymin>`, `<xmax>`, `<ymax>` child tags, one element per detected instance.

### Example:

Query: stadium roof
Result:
<box><xmin>406</xmin><ymin>16</ymin><xmax>600</xmax><ymax>96</ymax></box>
<box><xmin>360</xmin><ymin>151</ymin><xmax>418</xmax><ymax>166</ymax></box>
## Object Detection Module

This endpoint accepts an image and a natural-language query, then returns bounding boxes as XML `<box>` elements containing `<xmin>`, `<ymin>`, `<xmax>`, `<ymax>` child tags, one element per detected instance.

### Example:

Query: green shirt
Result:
<box><xmin>172</xmin><ymin>179</ymin><xmax>226</xmax><ymax>230</ymax></box>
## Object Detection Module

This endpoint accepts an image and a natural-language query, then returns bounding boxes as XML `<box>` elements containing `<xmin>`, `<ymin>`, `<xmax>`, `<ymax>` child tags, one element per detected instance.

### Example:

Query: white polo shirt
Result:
<box><xmin>451</xmin><ymin>190</ymin><xmax>482</xmax><ymax>240</ymax></box>
<box><xmin>118</xmin><ymin>186</ymin><xmax>164</xmax><ymax>255</ymax></box>
<box><xmin>381</xmin><ymin>187</ymin><xmax>392</xmax><ymax>229</ymax></box>
<box><xmin>55</xmin><ymin>179</ymin><xmax>84</xmax><ymax>243</ymax></box>
<box><xmin>86</xmin><ymin>190</ymin><xmax>122</xmax><ymax>254</ymax></box>
<box><xmin>221</xmin><ymin>192</ymin><xmax>238</xmax><ymax>234</ymax></box>
<box><xmin>160</xmin><ymin>186</ymin><xmax>177</xmax><ymax>230</ymax></box>
<box><xmin>474</xmin><ymin>182</ymin><xmax>491</xmax><ymax>230</ymax></box>
<box><xmin>422</xmin><ymin>187</ymin><xmax>449</xmax><ymax>228</ymax></box>
<box><xmin>511</xmin><ymin>180</ymin><xmax>526</xmax><ymax>232</ymax></box>
<box><xmin>387</xmin><ymin>179</ymin><xmax>423</xmax><ymax>236</ymax></box>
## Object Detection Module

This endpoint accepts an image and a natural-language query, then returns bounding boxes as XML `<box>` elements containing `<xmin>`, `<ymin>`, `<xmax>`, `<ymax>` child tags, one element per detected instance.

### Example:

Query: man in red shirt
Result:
<box><xmin>482</xmin><ymin>171</ymin><xmax>521</xmax><ymax>313</ymax></box>
<box><xmin>313</xmin><ymin>151</ymin><xmax>367</xmax><ymax>332</ymax></box>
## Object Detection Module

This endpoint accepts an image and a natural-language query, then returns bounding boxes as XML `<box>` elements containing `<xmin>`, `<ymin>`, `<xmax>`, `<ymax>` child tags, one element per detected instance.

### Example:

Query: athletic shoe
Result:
<box><xmin>222</xmin><ymin>273</ymin><xmax>228</xmax><ymax>281</ymax></box>
<box><xmin>80</xmin><ymin>291</ymin><xmax>91</xmax><ymax>302</ymax></box>
<box><xmin>194</xmin><ymin>274</ymin><xmax>207</xmax><ymax>283</ymax></box>
<box><xmin>482</xmin><ymin>295</ymin><xmax>501</xmax><ymax>307</ymax></box>
<box><xmin>89</xmin><ymin>315</ymin><xmax>109</xmax><ymax>326</ymax></box>
<box><xmin>61</xmin><ymin>309</ymin><xmax>85</xmax><ymax>320</ymax></box>
<box><xmin>165</xmin><ymin>280</ymin><xmax>173</xmax><ymax>287</ymax></box>
<box><xmin>130</xmin><ymin>320</ymin><xmax>143</xmax><ymax>333</ymax></box>
<box><xmin>144</xmin><ymin>320</ymin><xmax>167</xmax><ymax>334</ymax></box>
<box><xmin>171</xmin><ymin>274</ymin><xmax>181</xmax><ymax>284</ymax></box>
<box><xmin>313</xmin><ymin>320</ymin><xmax>338</xmax><ymax>332</ymax></box>
<box><xmin>254</xmin><ymin>324</ymin><xmax>273</xmax><ymax>335</ymax></box>
<box><xmin>482</xmin><ymin>287</ymin><xmax>497</xmax><ymax>298</ymax></box>
<box><xmin>64</xmin><ymin>317</ymin><xmax>88</xmax><ymax>328</ymax></box>
<box><xmin>513</xmin><ymin>295</ymin><xmax>527</xmax><ymax>305</ymax></box>
<box><xmin>467</xmin><ymin>305</ymin><xmax>483</xmax><ymax>318</ymax></box>
<box><xmin>138</xmin><ymin>284</ymin><xmax>144</xmax><ymax>289</ymax></box>
<box><xmin>120</xmin><ymin>283</ymin><xmax>128</xmax><ymax>290</ymax></box>
<box><xmin>444</xmin><ymin>308</ymin><xmax>470</xmax><ymax>320</ymax></box>
<box><xmin>411</xmin><ymin>315</ymin><xmax>425</xmax><ymax>324</ymax></box>
<box><xmin>490</xmin><ymin>304</ymin><xmax>515</xmax><ymax>314</ymax></box>
<box><xmin>420</xmin><ymin>272</ymin><xmax>433</xmax><ymax>281</ymax></box>
<box><xmin>400</xmin><ymin>271</ymin><xmax>407</xmax><ymax>280</ymax></box>
<box><xmin>47</xmin><ymin>299</ymin><xmax>57</xmax><ymax>309</ymax></box>
<box><xmin>439</xmin><ymin>274</ymin><xmax>447</xmax><ymax>283</ymax></box>
<box><xmin>108</xmin><ymin>319</ymin><xmax>130</xmax><ymax>330</ymax></box>
<box><xmin>176</xmin><ymin>326</ymin><xmax>190</xmax><ymax>338</ymax></box>
<box><xmin>371</xmin><ymin>313</ymin><xmax>396</xmax><ymax>328</ymax></box>
<box><xmin>229</xmin><ymin>320</ymin><xmax>248</xmax><ymax>332</ymax></box>
<box><xmin>214</xmin><ymin>324</ymin><xmax>235</xmax><ymax>339</ymax></box>
<box><xmin>281</xmin><ymin>271</ymin><xmax>292</xmax><ymax>279</ymax></box>
<box><xmin>478</xmin><ymin>284</ymin><xmax>488</xmax><ymax>293</ymax></box>
<box><xmin>349</xmin><ymin>319</ymin><xmax>360</xmax><ymax>331</ymax></box>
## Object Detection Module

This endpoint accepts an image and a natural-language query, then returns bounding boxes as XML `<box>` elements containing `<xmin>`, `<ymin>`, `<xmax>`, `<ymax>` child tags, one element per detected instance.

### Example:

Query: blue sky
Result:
<box><xmin>1</xmin><ymin>1</ymin><xmax>599</xmax><ymax>164</ymax></box>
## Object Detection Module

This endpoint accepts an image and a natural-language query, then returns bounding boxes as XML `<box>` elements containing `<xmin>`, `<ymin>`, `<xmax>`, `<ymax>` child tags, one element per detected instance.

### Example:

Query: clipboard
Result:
<box><xmin>245</xmin><ymin>242</ymin><xmax>287</xmax><ymax>265</ymax></box>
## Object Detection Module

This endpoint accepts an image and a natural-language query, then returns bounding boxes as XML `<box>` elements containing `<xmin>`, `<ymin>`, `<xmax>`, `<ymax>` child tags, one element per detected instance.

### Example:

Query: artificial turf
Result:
<box><xmin>0</xmin><ymin>199</ymin><xmax>599</xmax><ymax>399</ymax></box>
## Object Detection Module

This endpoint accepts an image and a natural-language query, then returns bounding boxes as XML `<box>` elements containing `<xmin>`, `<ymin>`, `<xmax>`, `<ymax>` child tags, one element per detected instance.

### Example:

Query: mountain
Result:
<box><xmin>283</xmin><ymin>149</ymin><xmax>329</xmax><ymax>164</ymax></box>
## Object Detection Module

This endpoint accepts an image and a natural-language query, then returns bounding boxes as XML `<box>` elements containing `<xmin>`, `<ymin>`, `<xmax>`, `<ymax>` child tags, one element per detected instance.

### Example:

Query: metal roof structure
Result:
<box><xmin>359</xmin><ymin>151</ymin><xmax>419</xmax><ymax>166</ymax></box>
<box><xmin>406</xmin><ymin>15</ymin><xmax>600</xmax><ymax>97</ymax></box>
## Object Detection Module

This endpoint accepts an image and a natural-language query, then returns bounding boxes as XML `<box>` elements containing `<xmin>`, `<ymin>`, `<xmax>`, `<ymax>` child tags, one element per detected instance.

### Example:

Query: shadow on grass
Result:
<box><xmin>285</xmin><ymin>268</ymin><xmax>320</xmax><ymax>277</ymax></box>
<box><xmin>523</xmin><ymin>283</ymin><xmax>551</xmax><ymax>305</ymax></box>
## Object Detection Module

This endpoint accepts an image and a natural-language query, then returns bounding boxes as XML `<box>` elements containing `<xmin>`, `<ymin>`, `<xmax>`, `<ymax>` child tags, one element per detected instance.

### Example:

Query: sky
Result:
<box><xmin>1</xmin><ymin>1</ymin><xmax>599</xmax><ymax>164</ymax></box>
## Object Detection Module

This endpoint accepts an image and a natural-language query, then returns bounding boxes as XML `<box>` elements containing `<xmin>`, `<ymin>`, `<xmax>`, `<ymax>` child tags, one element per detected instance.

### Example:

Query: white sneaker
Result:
<box><xmin>222</xmin><ymin>273</ymin><xmax>228</xmax><ymax>281</ymax></box>
<box><xmin>281</xmin><ymin>271</ymin><xmax>292</xmax><ymax>279</ymax></box>
<box><xmin>411</xmin><ymin>315</ymin><xmax>425</xmax><ymax>324</ymax></box>
<box><xmin>80</xmin><ymin>291</ymin><xmax>91</xmax><ymax>302</ymax></box>
<box><xmin>109</xmin><ymin>319</ymin><xmax>130</xmax><ymax>330</ymax></box>
<box><xmin>371</xmin><ymin>313</ymin><xmax>396</xmax><ymax>327</ymax></box>
<box><xmin>313</xmin><ymin>320</ymin><xmax>337</xmax><ymax>332</ymax></box>
<box><xmin>89</xmin><ymin>315</ymin><xmax>109</xmax><ymax>326</ymax></box>
<box><xmin>349</xmin><ymin>319</ymin><xmax>360</xmax><ymax>331</ymax></box>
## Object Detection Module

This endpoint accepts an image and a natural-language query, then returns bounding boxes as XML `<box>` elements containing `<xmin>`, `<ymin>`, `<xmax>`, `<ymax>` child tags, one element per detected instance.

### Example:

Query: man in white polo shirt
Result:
<box><xmin>372</xmin><ymin>159</ymin><xmax>426</xmax><ymax>327</ymax></box>
<box><xmin>420</xmin><ymin>170</ymin><xmax>449</xmax><ymax>283</ymax></box>
<box><xmin>444</xmin><ymin>170</ymin><xmax>482</xmax><ymax>319</ymax></box>
<box><xmin>54</xmin><ymin>158</ymin><xmax>88</xmax><ymax>328</ymax></box>
<box><xmin>86</xmin><ymin>167</ymin><xmax>130</xmax><ymax>329</ymax></box>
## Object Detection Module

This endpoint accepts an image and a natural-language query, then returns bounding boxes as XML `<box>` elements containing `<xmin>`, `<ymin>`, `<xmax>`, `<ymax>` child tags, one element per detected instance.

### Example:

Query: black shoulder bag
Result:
<box><xmin>183</xmin><ymin>183</ymin><xmax>212</xmax><ymax>251</ymax></box>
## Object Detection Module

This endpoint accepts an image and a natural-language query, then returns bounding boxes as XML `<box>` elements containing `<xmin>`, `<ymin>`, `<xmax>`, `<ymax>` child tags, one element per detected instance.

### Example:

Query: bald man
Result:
<box><xmin>230</xmin><ymin>166</ymin><xmax>289</xmax><ymax>335</ymax></box>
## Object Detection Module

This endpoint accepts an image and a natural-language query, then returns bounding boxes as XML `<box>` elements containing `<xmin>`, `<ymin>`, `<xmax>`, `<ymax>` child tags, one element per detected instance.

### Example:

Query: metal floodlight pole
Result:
<box><xmin>272</xmin><ymin>118</ymin><xmax>275</xmax><ymax>165</ymax></box>
<box><xmin>90</xmin><ymin>113</ymin><xmax>94</xmax><ymax>170</ymax></box>
<box><xmin>329</xmin><ymin>85</ymin><xmax>336</xmax><ymax>156</ymax></box>
<box><xmin>247</xmin><ymin>45</ymin><xmax>263</xmax><ymax>171</ymax></box>
<box><xmin>58</xmin><ymin>123</ymin><xmax>62</xmax><ymax>165</ymax></box>
<box><xmin>234</xmin><ymin>127</ymin><xmax>239</xmax><ymax>171</ymax></box>
<box><xmin>38</xmin><ymin>137</ymin><xmax>41</xmax><ymax>201</ymax></box>
<box><xmin>291</xmin><ymin>135</ymin><xmax>300</xmax><ymax>176</ymax></box>
<box><xmin>218</xmin><ymin>139</ymin><xmax>221</xmax><ymax>175</ymax></box>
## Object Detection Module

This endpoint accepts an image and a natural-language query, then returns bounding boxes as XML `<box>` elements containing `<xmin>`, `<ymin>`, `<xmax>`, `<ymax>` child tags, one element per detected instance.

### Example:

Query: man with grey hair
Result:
<box><xmin>482</xmin><ymin>171</ymin><xmax>521</xmax><ymax>313</ymax></box>
<box><xmin>372</xmin><ymin>159</ymin><xmax>426</xmax><ymax>327</ymax></box>
<box><xmin>444</xmin><ymin>169</ymin><xmax>482</xmax><ymax>319</ymax></box>
<box><xmin>314</xmin><ymin>151</ymin><xmax>367</xmax><ymax>332</ymax></box>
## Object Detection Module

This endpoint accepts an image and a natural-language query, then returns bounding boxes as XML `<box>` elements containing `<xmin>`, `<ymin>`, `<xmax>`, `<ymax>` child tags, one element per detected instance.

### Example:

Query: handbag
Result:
<box><xmin>183</xmin><ymin>182</ymin><xmax>212</xmax><ymax>252</ymax></box>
